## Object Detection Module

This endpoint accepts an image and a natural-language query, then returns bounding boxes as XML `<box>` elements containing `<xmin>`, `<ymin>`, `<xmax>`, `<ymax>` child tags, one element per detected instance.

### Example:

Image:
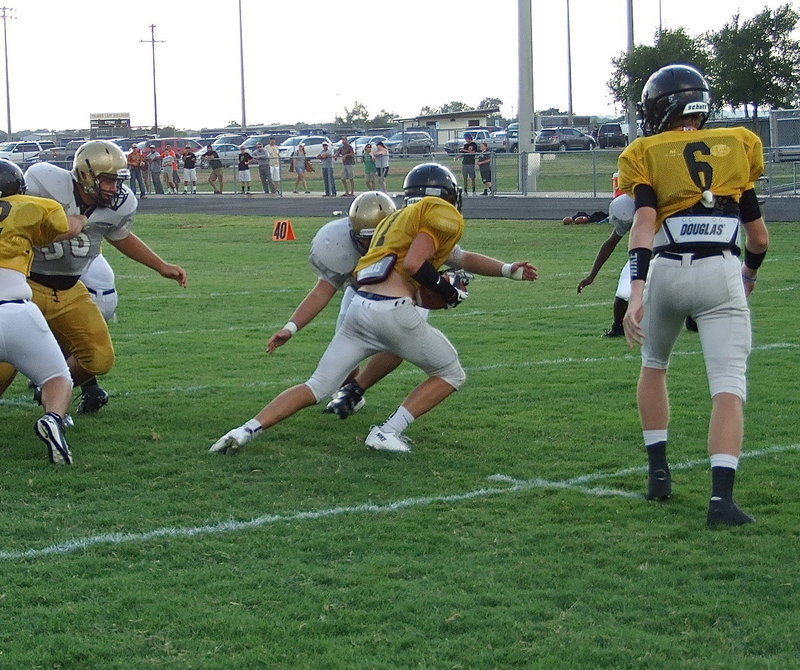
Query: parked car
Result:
<box><xmin>212</xmin><ymin>133</ymin><xmax>248</xmax><ymax>147</ymax></box>
<box><xmin>444</xmin><ymin>129</ymin><xmax>494</xmax><ymax>154</ymax></box>
<box><xmin>352</xmin><ymin>135</ymin><xmax>388</xmax><ymax>154</ymax></box>
<box><xmin>277</xmin><ymin>135</ymin><xmax>333</xmax><ymax>160</ymax></box>
<box><xmin>239</xmin><ymin>133</ymin><xmax>294</xmax><ymax>151</ymax></box>
<box><xmin>137</xmin><ymin>138</ymin><xmax>206</xmax><ymax>157</ymax></box>
<box><xmin>0</xmin><ymin>140</ymin><xmax>56</xmax><ymax>165</ymax></box>
<box><xmin>63</xmin><ymin>139</ymin><xmax>89</xmax><ymax>162</ymax></box>
<box><xmin>596</xmin><ymin>123</ymin><xmax>626</xmax><ymax>148</ymax></box>
<box><xmin>384</xmin><ymin>131</ymin><xmax>434</xmax><ymax>155</ymax></box>
<box><xmin>535</xmin><ymin>128</ymin><xmax>596</xmax><ymax>152</ymax></box>
<box><xmin>199</xmin><ymin>143</ymin><xmax>241</xmax><ymax>167</ymax></box>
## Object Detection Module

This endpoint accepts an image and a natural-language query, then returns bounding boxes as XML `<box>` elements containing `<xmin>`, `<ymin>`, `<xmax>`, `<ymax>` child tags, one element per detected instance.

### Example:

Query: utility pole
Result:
<box><xmin>566</xmin><ymin>0</ymin><xmax>573</xmax><ymax>126</ymax></box>
<box><xmin>238</xmin><ymin>0</ymin><xmax>247</xmax><ymax>132</ymax></box>
<box><xmin>1</xmin><ymin>6</ymin><xmax>14</xmax><ymax>140</ymax></box>
<box><xmin>140</xmin><ymin>25</ymin><xmax>165</xmax><ymax>134</ymax></box>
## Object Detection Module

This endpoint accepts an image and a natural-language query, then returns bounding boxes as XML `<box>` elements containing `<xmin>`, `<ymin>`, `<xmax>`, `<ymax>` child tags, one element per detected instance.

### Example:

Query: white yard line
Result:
<box><xmin>1</xmin><ymin>443</ymin><xmax>797</xmax><ymax>562</ymax></box>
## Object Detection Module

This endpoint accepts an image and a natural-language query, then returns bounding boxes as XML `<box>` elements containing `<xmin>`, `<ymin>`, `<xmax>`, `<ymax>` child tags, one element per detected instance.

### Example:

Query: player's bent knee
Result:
<box><xmin>80</xmin><ymin>348</ymin><xmax>116</xmax><ymax>377</ymax></box>
<box><xmin>439</xmin><ymin>363</ymin><xmax>466</xmax><ymax>391</ymax></box>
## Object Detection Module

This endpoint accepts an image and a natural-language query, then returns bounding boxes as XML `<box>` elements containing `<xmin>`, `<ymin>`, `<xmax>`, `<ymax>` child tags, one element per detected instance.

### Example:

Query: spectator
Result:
<box><xmin>145</xmin><ymin>144</ymin><xmax>164</xmax><ymax>195</ymax></box>
<box><xmin>202</xmin><ymin>144</ymin><xmax>224</xmax><ymax>194</ymax></box>
<box><xmin>290</xmin><ymin>144</ymin><xmax>310</xmax><ymax>194</ymax></box>
<box><xmin>317</xmin><ymin>142</ymin><xmax>336</xmax><ymax>197</ymax></box>
<box><xmin>182</xmin><ymin>145</ymin><xmax>198</xmax><ymax>194</ymax></box>
<box><xmin>251</xmin><ymin>142</ymin><xmax>271</xmax><ymax>194</ymax></box>
<box><xmin>237</xmin><ymin>148</ymin><xmax>253</xmax><ymax>195</ymax></box>
<box><xmin>335</xmin><ymin>136</ymin><xmax>355</xmax><ymax>196</ymax></box>
<box><xmin>372</xmin><ymin>141</ymin><xmax>389</xmax><ymax>193</ymax></box>
<box><xmin>477</xmin><ymin>142</ymin><xmax>493</xmax><ymax>195</ymax></box>
<box><xmin>362</xmin><ymin>143</ymin><xmax>377</xmax><ymax>191</ymax></box>
<box><xmin>127</xmin><ymin>145</ymin><xmax>147</xmax><ymax>198</ymax></box>
<box><xmin>459</xmin><ymin>133</ymin><xmax>478</xmax><ymax>196</ymax></box>
<box><xmin>161</xmin><ymin>144</ymin><xmax>178</xmax><ymax>194</ymax></box>
<box><xmin>266</xmin><ymin>137</ymin><xmax>281</xmax><ymax>195</ymax></box>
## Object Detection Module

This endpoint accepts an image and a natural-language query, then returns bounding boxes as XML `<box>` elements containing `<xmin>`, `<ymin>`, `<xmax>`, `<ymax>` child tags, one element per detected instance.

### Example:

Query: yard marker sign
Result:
<box><xmin>272</xmin><ymin>219</ymin><xmax>296</xmax><ymax>241</ymax></box>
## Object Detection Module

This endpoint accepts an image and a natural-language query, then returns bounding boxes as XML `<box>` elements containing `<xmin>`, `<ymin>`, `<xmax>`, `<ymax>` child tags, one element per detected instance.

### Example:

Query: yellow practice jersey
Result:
<box><xmin>618</xmin><ymin>126</ymin><xmax>763</xmax><ymax>228</ymax></box>
<box><xmin>355</xmin><ymin>197</ymin><xmax>464</xmax><ymax>283</ymax></box>
<box><xmin>0</xmin><ymin>194</ymin><xmax>69</xmax><ymax>275</ymax></box>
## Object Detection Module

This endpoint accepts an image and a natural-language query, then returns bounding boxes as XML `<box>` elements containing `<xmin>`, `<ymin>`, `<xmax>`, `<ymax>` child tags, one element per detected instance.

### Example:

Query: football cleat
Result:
<box><xmin>323</xmin><ymin>381</ymin><xmax>365</xmax><ymax>419</ymax></box>
<box><xmin>646</xmin><ymin>468</ymin><xmax>672</xmax><ymax>500</ymax></box>
<box><xmin>209</xmin><ymin>425</ymin><xmax>257</xmax><ymax>455</ymax></box>
<box><xmin>706</xmin><ymin>499</ymin><xmax>755</xmax><ymax>528</ymax></box>
<box><xmin>603</xmin><ymin>324</ymin><xmax>625</xmax><ymax>338</ymax></box>
<box><xmin>77</xmin><ymin>386</ymin><xmax>109</xmax><ymax>414</ymax></box>
<box><xmin>365</xmin><ymin>426</ymin><xmax>412</xmax><ymax>453</ymax></box>
<box><xmin>34</xmin><ymin>412</ymin><xmax>73</xmax><ymax>465</ymax></box>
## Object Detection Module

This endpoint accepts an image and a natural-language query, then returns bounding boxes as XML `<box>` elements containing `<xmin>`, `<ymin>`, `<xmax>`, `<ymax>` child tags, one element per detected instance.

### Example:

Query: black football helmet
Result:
<box><xmin>0</xmin><ymin>158</ymin><xmax>26</xmax><ymax>197</ymax></box>
<box><xmin>402</xmin><ymin>162</ymin><xmax>462</xmax><ymax>210</ymax></box>
<box><xmin>638</xmin><ymin>64</ymin><xmax>711</xmax><ymax>136</ymax></box>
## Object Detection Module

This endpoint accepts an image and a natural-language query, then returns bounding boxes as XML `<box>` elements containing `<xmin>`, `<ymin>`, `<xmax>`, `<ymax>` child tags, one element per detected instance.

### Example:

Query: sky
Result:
<box><xmin>4</xmin><ymin>0</ymin><xmax>793</xmax><ymax>134</ymax></box>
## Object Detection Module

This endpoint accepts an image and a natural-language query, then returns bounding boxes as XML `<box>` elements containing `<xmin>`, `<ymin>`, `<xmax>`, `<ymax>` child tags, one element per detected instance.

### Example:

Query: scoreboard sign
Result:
<box><xmin>89</xmin><ymin>112</ymin><xmax>131</xmax><ymax>139</ymax></box>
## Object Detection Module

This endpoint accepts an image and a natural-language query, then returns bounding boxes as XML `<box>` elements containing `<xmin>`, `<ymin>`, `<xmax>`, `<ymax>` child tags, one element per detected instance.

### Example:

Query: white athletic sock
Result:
<box><xmin>643</xmin><ymin>429</ymin><xmax>668</xmax><ymax>447</ymax></box>
<box><xmin>381</xmin><ymin>406</ymin><xmax>415</xmax><ymax>434</ymax></box>
<box><xmin>710</xmin><ymin>453</ymin><xmax>739</xmax><ymax>470</ymax></box>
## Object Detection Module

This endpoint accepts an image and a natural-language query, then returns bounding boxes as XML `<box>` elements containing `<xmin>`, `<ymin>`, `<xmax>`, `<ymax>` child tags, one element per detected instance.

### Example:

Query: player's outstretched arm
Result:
<box><xmin>457</xmin><ymin>250</ymin><xmax>538</xmax><ymax>281</ymax></box>
<box><xmin>267</xmin><ymin>280</ymin><xmax>338</xmax><ymax>353</ymax></box>
<box><xmin>109</xmin><ymin>233</ymin><xmax>188</xmax><ymax>287</ymax></box>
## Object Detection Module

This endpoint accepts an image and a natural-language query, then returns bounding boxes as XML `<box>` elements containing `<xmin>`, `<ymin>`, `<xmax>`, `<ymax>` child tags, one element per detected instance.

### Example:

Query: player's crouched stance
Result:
<box><xmin>0</xmin><ymin>160</ymin><xmax>87</xmax><ymax>464</ymax></box>
<box><xmin>211</xmin><ymin>164</ymin><xmax>497</xmax><ymax>455</ymax></box>
<box><xmin>619</xmin><ymin>65</ymin><xmax>769</xmax><ymax>528</ymax></box>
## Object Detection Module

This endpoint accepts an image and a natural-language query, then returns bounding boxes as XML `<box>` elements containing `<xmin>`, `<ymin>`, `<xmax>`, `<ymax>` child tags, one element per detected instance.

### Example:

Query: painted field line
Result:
<box><xmin>1</xmin><ymin>443</ymin><xmax>797</xmax><ymax>562</ymax></box>
<box><xmin>1</xmin><ymin>342</ymin><xmax>795</xmax><ymax>409</ymax></box>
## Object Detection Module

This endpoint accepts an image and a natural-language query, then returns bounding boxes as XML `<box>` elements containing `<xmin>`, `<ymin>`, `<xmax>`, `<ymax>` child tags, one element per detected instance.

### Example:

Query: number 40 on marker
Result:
<box><xmin>272</xmin><ymin>219</ymin><xmax>296</xmax><ymax>241</ymax></box>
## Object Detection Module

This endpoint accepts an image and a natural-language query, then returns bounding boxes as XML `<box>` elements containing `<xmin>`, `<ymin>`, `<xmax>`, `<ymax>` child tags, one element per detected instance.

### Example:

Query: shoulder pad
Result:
<box><xmin>23</xmin><ymin>163</ymin><xmax>75</xmax><ymax>206</ymax></box>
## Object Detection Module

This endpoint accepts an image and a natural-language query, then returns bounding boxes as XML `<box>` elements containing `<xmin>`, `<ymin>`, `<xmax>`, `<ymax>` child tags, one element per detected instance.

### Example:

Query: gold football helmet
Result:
<box><xmin>348</xmin><ymin>191</ymin><xmax>397</xmax><ymax>249</ymax></box>
<box><xmin>73</xmin><ymin>140</ymin><xmax>130</xmax><ymax>207</ymax></box>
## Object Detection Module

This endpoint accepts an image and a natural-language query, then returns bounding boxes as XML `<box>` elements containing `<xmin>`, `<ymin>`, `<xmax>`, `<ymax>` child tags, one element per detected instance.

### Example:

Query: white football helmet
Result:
<box><xmin>348</xmin><ymin>191</ymin><xmax>396</xmax><ymax>250</ymax></box>
<box><xmin>73</xmin><ymin>140</ymin><xmax>130</xmax><ymax>208</ymax></box>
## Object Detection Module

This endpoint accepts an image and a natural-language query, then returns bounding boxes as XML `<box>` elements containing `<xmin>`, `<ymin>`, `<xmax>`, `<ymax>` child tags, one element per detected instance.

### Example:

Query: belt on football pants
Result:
<box><xmin>0</xmin><ymin>299</ymin><xmax>26</xmax><ymax>305</ymax></box>
<box><xmin>657</xmin><ymin>250</ymin><xmax>729</xmax><ymax>263</ymax></box>
<box><xmin>356</xmin><ymin>290</ymin><xmax>402</xmax><ymax>301</ymax></box>
<box><xmin>87</xmin><ymin>288</ymin><xmax>117</xmax><ymax>296</ymax></box>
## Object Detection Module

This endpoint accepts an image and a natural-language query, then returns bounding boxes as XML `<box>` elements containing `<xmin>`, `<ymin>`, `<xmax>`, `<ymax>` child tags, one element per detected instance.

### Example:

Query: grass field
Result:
<box><xmin>1</xmin><ymin>212</ymin><xmax>799</xmax><ymax>669</ymax></box>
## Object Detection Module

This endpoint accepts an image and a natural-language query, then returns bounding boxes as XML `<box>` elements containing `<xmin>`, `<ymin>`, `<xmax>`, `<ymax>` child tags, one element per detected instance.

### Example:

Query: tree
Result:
<box><xmin>607</xmin><ymin>28</ymin><xmax>710</xmax><ymax>111</ymax></box>
<box><xmin>707</xmin><ymin>4</ymin><xmax>800</xmax><ymax>125</ymax></box>
<box><xmin>335</xmin><ymin>101</ymin><xmax>370</xmax><ymax>127</ymax></box>
<box><xmin>478</xmin><ymin>97</ymin><xmax>503</xmax><ymax>110</ymax></box>
<box><xmin>439</xmin><ymin>101</ymin><xmax>470</xmax><ymax>113</ymax></box>
<box><xmin>368</xmin><ymin>109</ymin><xmax>397</xmax><ymax>128</ymax></box>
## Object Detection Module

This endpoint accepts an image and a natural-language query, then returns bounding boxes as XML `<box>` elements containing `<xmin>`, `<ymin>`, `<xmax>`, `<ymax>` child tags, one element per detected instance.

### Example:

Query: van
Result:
<box><xmin>0</xmin><ymin>140</ymin><xmax>56</xmax><ymax>165</ymax></box>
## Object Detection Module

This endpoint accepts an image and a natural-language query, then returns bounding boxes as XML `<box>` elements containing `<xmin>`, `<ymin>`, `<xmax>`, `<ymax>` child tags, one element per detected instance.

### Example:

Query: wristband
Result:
<box><xmin>629</xmin><ymin>247</ymin><xmax>652</xmax><ymax>281</ymax></box>
<box><xmin>744</xmin><ymin>248</ymin><xmax>766</xmax><ymax>270</ymax></box>
<box><xmin>283</xmin><ymin>321</ymin><xmax>298</xmax><ymax>336</ymax></box>
<box><xmin>501</xmin><ymin>263</ymin><xmax>513</xmax><ymax>278</ymax></box>
<box><xmin>741</xmin><ymin>274</ymin><xmax>757</xmax><ymax>283</ymax></box>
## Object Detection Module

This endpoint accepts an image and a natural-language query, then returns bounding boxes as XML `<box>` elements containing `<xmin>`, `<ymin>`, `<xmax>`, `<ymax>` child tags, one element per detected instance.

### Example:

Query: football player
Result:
<box><xmin>0</xmin><ymin>159</ymin><xmax>87</xmax><ymax>464</ymax></box>
<box><xmin>266</xmin><ymin>190</ymin><xmax>538</xmax><ymax>420</ymax></box>
<box><xmin>0</xmin><ymin>140</ymin><xmax>188</xmax><ymax>415</ymax></box>
<box><xmin>577</xmin><ymin>194</ymin><xmax>698</xmax><ymax>337</ymax></box>
<box><xmin>619</xmin><ymin>64</ymin><xmax>770</xmax><ymax>527</ymax></box>
<box><xmin>211</xmin><ymin>164</ymin><xmax>538</xmax><ymax>455</ymax></box>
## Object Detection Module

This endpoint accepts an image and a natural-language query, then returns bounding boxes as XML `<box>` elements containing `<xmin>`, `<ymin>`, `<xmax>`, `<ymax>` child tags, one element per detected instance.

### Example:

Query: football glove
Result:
<box><xmin>442</xmin><ymin>269</ymin><xmax>471</xmax><ymax>309</ymax></box>
<box><xmin>209</xmin><ymin>424</ymin><xmax>257</xmax><ymax>454</ymax></box>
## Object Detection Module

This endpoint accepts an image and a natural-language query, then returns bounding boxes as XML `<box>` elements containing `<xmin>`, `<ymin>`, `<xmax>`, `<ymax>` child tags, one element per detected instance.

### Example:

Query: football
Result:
<box><xmin>415</xmin><ymin>270</ymin><xmax>471</xmax><ymax>310</ymax></box>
